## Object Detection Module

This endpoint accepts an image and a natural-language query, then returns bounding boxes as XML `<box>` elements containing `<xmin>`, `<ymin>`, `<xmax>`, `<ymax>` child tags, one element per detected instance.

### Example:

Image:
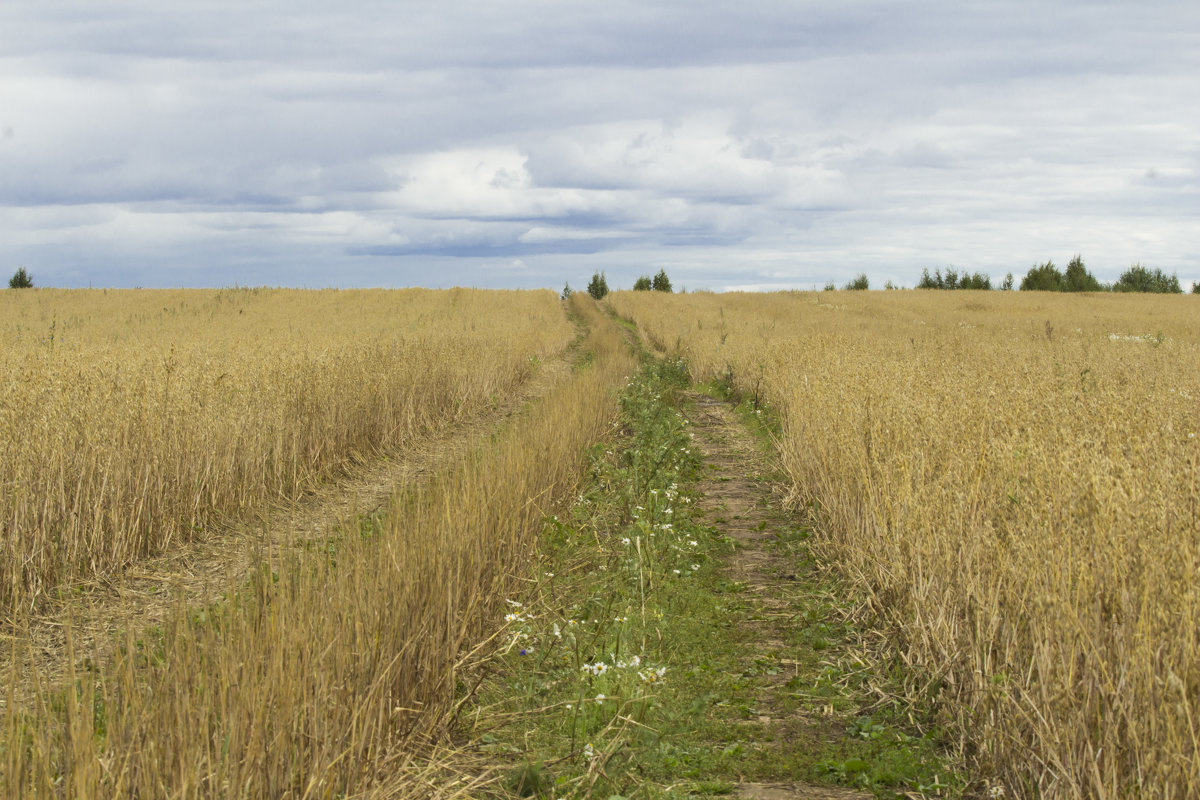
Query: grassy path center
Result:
<box><xmin>685</xmin><ymin>392</ymin><xmax>872</xmax><ymax>800</ymax></box>
<box><xmin>468</xmin><ymin>358</ymin><xmax>964</xmax><ymax>799</ymax></box>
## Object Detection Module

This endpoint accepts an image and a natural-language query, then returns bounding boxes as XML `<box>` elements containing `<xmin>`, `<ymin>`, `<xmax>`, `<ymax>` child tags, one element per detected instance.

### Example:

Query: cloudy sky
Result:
<box><xmin>1</xmin><ymin>1</ymin><xmax>1198</xmax><ymax>291</ymax></box>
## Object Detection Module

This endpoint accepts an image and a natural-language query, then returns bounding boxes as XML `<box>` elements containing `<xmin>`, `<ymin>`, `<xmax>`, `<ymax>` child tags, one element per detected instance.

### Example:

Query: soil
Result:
<box><xmin>686</xmin><ymin>393</ymin><xmax>872</xmax><ymax>800</ymax></box>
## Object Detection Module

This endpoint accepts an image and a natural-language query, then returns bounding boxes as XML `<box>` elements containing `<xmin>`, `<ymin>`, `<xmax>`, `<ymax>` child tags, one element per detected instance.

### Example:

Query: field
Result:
<box><xmin>1</xmin><ymin>289</ymin><xmax>637</xmax><ymax>797</ymax></box>
<box><xmin>609</xmin><ymin>289</ymin><xmax>1200</xmax><ymax>799</ymax></box>
<box><xmin>2</xmin><ymin>286</ymin><xmax>1197</xmax><ymax>798</ymax></box>
<box><xmin>0</xmin><ymin>288</ymin><xmax>573</xmax><ymax>613</ymax></box>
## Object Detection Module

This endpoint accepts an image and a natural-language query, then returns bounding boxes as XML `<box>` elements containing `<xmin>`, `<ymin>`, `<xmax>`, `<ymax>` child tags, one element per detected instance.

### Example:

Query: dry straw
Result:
<box><xmin>1</xmin><ymin>293</ymin><xmax>635</xmax><ymax>797</ymax></box>
<box><xmin>611</xmin><ymin>288</ymin><xmax>1200</xmax><ymax>799</ymax></box>
<box><xmin>0</xmin><ymin>288</ymin><xmax>572</xmax><ymax>614</ymax></box>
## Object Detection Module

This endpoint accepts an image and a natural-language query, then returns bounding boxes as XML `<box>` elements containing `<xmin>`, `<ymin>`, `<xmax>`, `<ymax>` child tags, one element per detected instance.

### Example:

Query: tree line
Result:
<box><xmin>564</xmin><ymin>269</ymin><xmax>673</xmax><ymax>300</ymax></box>
<box><xmin>830</xmin><ymin>257</ymin><xmax>1194</xmax><ymax>293</ymax></box>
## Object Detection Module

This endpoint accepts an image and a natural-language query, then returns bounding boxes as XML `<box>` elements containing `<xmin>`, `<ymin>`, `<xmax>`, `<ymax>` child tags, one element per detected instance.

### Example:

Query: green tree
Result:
<box><xmin>958</xmin><ymin>272</ymin><xmax>992</xmax><ymax>290</ymax></box>
<box><xmin>8</xmin><ymin>267</ymin><xmax>33</xmax><ymax>289</ymax></box>
<box><xmin>917</xmin><ymin>267</ymin><xmax>990</xmax><ymax>289</ymax></box>
<box><xmin>1063</xmin><ymin>255</ymin><xmax>1102</xmax><ymax>292</ymax></box>
<box><xmin>652</xmin><ymin>269</ymin><xmax>672</xmax><ymax>292</ymax></box>
<box><xmin>1001</xmin><ymin>273</ymin><xmax>1014</xmax><ymax>291</ymax></box>
<box><xmin>1192</xmin><ymin>281</ymin><xmax>1200</xmax><ymax>294</ymax></box>
<box><xmin>843</xmin><ymin>273</ymin><xmax>869</xmax><ymax>290</ymax></box>
<box><xmin>917</xmin><ymin>268</ymin><xmax>942</xmax><ymax>289</ymax></box>
<box><xmin>1020</xmin><ymin>261</ymin><xmax>1064</xmax><ymax>291</ymax></box>
<box><xmin>633</xmin><ymin>275</ymin><xmax>652</xmax><ymax>291</ymax></box>
<box><xmin>561</xmin><ymin>281</ymin><xmax>572</xmax><ymax>300</ymax></box>
<box><xmin>1113</xmin><ymin>264</ymin><xmax>1181</xmax><ymax>293</ymax></box>
<box><xmin>586</xmin><ymin>271</ymin><xmax>609</xmax><ymax>299</ymax></box>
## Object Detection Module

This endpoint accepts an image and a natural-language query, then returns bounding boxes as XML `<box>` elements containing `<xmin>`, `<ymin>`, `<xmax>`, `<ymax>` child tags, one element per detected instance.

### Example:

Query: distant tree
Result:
<box><xmin>652</xmin><ymin>269</ymin><xmax>672</xmax><ymax>292</ymax></box>
<box><xmin>823</xmin><ymin>281</ymin><xmax>836</xmax><ymax>291</ymax></box>
<box><xmin>844</xmin><ymin>273</ymin><xmax>869</xmax><ymax>290</ymax></box>
<box><xmin>1113</xmin><ymin>264</ymin><xmax>1182</xmax><ymax>293</ymax></box>
<box><xmin>1063</xmin><ymin>255</ymin><xmax>1102</xmax><ymax>292</ymax></box>
<box><xmin>633</xmin><ymin>275</ymin><xmax>652</xmax><ymax>291</ymax></box>
<box><xmin>1192</xmin><ymin>281</ymin><xmax>1200</xmax><ymax>294</ymax></box>
<box><xmin>958</xmin><ymin>272</ymin><xmax>992</xmax><ymax>290</ymax></box>
<box><xmin>917</xmin><ymin>268</ymin><xmax>941</xmax><ymax>289</ymax></box>
<box><xmin>586</xmin><ymin>271</ymin><xmax>609</xmax><ymax>299</ymax></box>
<box><xmin>1001</xmin><ymin>273</ymin><xmax>1014</xmax><ymax>291</ymax></box>
<box><xmin>561</xmin><ymin>281</ymin><xmax>572</xmax><ymax>300</ymax></box>
<box><xmin>884</xmin><ymin>280</ymin><xmax>899</xmax><ymax>290</ymax></box>
<box><xmin>1020</xmin><ymin>261</ymin><xmax>1065</xmax><ymax>291</ymax></box>
<box><xmin>8</xmin><ymin>268</ymin><xmax>33</xmax><ymax>289</ymax></box>
<box><xmin>918</xmin><ymin>267</ymin><xmax>990</xmax><ymax>290</ymax></box>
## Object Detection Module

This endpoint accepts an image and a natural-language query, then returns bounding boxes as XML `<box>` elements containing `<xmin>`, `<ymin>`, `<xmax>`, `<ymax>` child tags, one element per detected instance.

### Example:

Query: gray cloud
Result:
<box><xmin>1</xmin><ymin>1</ymin><xmax>1198</xmax><ymax>290</ymax></box>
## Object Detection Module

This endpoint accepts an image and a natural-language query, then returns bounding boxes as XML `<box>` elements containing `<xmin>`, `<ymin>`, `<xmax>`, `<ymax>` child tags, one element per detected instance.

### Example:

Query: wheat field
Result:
<box><xmin>610</xmin><ymin>289</ymin><xmax>1200</xmax><ymax>799</ymax></box>
<box><xmin>1</xmin><ymin>292</ymin><xmax>635</xmax><ymax>797</ymax></box>
<box><xmin>0</xmin><ymin>288</ymin><xmax>573</xmax><ymax>615</ymax></box>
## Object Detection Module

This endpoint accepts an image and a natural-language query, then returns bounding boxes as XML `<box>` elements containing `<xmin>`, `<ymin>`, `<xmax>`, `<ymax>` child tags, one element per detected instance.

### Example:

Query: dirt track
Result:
<box><xmin>1</xmin><ymin>348</ymin><xmax>574</xmax><ymax>709</ymax></box>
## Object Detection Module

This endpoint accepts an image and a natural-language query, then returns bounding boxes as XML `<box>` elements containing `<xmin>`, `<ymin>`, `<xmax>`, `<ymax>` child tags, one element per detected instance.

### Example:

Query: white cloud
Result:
<box><xmin>0</xmin><ymin>1</ymin><xmax>1198</xmax><ymax>289</ymax></box>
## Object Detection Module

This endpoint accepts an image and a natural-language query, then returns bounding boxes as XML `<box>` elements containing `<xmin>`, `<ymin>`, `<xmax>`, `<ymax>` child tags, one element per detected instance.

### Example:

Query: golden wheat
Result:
<box><xmin>610</xmin><ymin>289</ymin><xmax>1200</xmax><ymax>799</ymax></box>
<box><xmin>0</xmin><ymin>288</ymin><xmax>573</xmax><ymax>614</ymax></box>
<box><xmin>1</xmin><ymin>293</ymin><xmax>635</xmax><ymax>798</ymax></box>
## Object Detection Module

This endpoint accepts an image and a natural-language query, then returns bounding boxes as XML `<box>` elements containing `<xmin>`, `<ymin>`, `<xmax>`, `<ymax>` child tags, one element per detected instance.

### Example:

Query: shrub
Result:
<box><xmin>633</xmin><ymin>276</ymin><xmax>652</xmax><ymax>291</ymax></box>
<box><xmin>8</xmin><ymin>268</ymin><xmax>33</xmax><ymax>289</ymax></box>
<box><xmin>1113</xmin><ymin>264</ymin><xmax>1181</xmax><ymax>293</ymax></box>
<box><xmin>1020</xmin><ymin>261</ymin><xmax>1064</xmax><ymax>291</ymax></box>
<box><xmin>844</xmin><ymin>274</ymin><xmax>869</xmax><ymax>291</ymax></box>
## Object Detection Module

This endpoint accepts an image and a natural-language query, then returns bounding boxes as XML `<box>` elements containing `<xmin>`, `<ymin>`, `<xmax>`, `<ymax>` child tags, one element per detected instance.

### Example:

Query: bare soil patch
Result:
<box><xmin>686</xmin><ymin>393</ymin><xmax>872</xmax><ymax>800</ymax></box>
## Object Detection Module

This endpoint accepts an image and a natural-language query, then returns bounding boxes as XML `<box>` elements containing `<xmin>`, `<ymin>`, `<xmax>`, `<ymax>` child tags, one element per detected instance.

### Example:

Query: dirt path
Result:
<box><xmin>1</xmin><ymin>349</ymin><xmax>575</xmax><ymax>708</ymax></box>
<box><xmin>686</xmin><ymin>393</ymin><xmax>872</xmax><ymax>800</ymax></box>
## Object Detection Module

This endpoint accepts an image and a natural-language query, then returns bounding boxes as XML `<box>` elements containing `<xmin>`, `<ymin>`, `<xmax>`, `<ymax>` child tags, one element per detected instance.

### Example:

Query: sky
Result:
<box><xmin>1</xmin><ymin>1</ymin><xmax>1198</xmax><ymax>292</ymax></box>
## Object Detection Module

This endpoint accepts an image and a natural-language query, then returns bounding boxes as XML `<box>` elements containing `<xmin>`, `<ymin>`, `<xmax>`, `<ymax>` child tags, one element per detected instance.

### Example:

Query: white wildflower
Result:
<box><xmin>638</xmin><ymin>666</ymin><xmax>667</xmax><ymax>684</ymax></box>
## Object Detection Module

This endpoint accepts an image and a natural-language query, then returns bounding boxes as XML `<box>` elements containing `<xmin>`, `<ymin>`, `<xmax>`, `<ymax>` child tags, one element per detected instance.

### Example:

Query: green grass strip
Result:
<box><xmin>467</xmin><ymin>356</ymin><xmax>967</xmax><ymax>800</ymax></box>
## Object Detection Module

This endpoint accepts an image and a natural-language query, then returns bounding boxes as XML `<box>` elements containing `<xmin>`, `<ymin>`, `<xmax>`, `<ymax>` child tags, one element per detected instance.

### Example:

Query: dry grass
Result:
<box><xmin>1</xmin><ymin>293</ymin><xmax>636</xmax><ymax>798</ymax></box>
<box><xmin>0</xmin><ymin>288</ymin><xmax>572</xmax><ymax>615</ymax></box>
<box><xmin>610</xmin><ymin>289</ymin><xmax>1200</xmax><ymax>799</ymax></box>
